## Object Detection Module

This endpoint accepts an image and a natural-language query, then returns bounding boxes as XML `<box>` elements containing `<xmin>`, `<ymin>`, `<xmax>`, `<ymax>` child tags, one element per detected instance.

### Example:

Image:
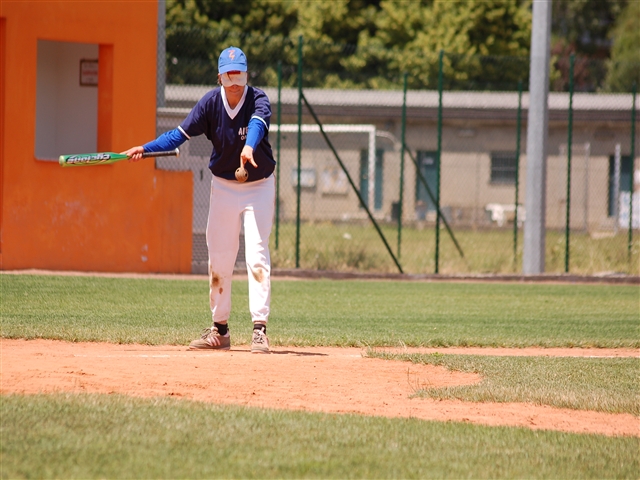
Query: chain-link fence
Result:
<box><xmin>158</xmin><ymin>29</ymin><xmax>639</xmax><ymax>276</ymax></box>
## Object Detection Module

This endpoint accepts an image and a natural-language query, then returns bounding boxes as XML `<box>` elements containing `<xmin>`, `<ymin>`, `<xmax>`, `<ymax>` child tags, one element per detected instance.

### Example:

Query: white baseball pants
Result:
<box><xmin>206</xmin><ymin>174</ymin><xmax>275</xmax><ymax>324</ymax></box>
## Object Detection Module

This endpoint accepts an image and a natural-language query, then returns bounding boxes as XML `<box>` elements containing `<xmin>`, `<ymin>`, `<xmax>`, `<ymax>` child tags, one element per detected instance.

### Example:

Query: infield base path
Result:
<box><xmin>1</xmin><ymin>339</ymin><xmax>638</xmax><ymax>437</ymax></box>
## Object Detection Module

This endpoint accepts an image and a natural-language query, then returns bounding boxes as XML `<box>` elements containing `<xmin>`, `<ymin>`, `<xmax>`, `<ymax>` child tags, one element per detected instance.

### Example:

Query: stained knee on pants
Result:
<box><xmin>249</xmin><ymin>265</ymin><xmax>266</xmax><ymax>283</ymax></box>
<box><xmin>209</xmin><ymin>267</ymin><xmax>225</xmax><ymax>305</ymax></box>
<box><xmin>209</xmin><ymin>266</ymin><xmax>222</xmax><ymax>289</ymax></box>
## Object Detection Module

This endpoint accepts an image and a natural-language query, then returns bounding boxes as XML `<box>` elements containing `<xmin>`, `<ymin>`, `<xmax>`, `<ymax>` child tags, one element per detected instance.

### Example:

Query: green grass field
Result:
<box><xmin>369</xmin><ymin>352</ymin><xmax>640</xmax><ymax>415</ymax></box>
<box><xmin>2</xmin><ymin>394</ymin><xmax>638</xmax><ymax>479</ymax></box>
<box><xmin>2</xmin><ymin>274</ymin><xmax>637</xmax><ymax>348</ymax></box>
<box><xmin>1</xmin><ymin>273</ymin><xmax>639</xmax><ymax>478</ymax></box>
<box><xmin>271</xmin><ymin>221</ymin><xmax>640</xmax><ymax>275</ymax></box>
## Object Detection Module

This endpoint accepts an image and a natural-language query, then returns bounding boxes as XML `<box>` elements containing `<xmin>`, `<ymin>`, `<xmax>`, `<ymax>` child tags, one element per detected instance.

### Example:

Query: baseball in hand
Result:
<box><xmin>235</xmin><ymin>165</ymin><xmax>248</xmax><ymax>182</ymax></box>
<box><xmin>236</xmin><ymin>146</ymin><xmax>256</xmax><ymax>182</ymax></box>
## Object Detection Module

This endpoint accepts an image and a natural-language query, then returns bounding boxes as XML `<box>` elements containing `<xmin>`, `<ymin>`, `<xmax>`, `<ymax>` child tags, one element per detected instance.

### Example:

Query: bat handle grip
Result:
<box><xmin>141</xmin><ymin>148</ymin><xmax>180</xmax><ymax>159</ymax></box>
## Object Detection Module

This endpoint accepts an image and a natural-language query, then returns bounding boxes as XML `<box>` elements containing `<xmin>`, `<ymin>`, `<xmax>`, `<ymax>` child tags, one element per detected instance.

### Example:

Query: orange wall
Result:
<box><xmin>0</xmin><ymin>17</ymin><xmax>5</xmax><ymax>258</ymax></box>
<box><xmin>0</xmin><ymin>0</ymin><xmax>192</xmax><ymax>273</ymax></box>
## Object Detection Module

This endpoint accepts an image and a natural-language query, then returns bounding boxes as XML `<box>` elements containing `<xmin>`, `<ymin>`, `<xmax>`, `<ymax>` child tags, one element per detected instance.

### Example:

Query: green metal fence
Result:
<box><xmin>158</xmin><ymin>30</ymin><xmax>639</xmax><ymax>276</ymax></box>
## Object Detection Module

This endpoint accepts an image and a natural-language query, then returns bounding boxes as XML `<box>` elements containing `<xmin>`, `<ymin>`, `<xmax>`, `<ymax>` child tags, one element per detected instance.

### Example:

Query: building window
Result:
<box><xmin>490</xmin><ymin>152</ymin><xmax>518</xmax><ymax>184</ymax></box>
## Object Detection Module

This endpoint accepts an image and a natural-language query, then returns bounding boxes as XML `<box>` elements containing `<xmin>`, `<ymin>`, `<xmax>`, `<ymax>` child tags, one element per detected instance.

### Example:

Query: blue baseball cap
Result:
<box><xmin>218</xmin><ymin>47</ymin><xmax>247</xmax><ymax>74</ymax></box>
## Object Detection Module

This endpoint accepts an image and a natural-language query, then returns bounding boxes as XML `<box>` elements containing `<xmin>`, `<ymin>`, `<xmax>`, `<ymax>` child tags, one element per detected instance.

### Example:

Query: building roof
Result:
<box><xmin>163</xmin><ymin>85</ymin><xmax>637</xmax><ymax>123</ymax></box>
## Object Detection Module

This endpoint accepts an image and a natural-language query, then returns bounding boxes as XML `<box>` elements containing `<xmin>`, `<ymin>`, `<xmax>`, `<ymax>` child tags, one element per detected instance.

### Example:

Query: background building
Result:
<box><xmin>159</xmin><ymin>85</ymin><xmax>638</xmax><ymax>272</ymax></box>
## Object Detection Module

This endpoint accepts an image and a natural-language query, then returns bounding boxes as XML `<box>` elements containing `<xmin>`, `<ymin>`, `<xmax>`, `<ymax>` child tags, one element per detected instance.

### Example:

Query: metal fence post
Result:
<box><xmin>295</xmin><ymin>35</ymin><xmax>303</xmax><ymax>269</ymax></box>
<box><xmin>565</xmin><ymin>53</ymin><xmax>574</xmax><ymax>273</ymax></box>
<box><xmin>275</xmin><ymin>61</ymin><xmax>282</xmax><ymax>250</ymax></box>
<box><xmin>514</xmin><ymin>80</ymin><xmax>523</xmax><ymax>265</ymax></box>
<box><xmin>435</xmin><ymin>50</ymin><xmax>444</xmax><ymax>274</ymax></box>
<box><xmin>398</xmin><ymin>72</ymin><xmax>408</xmax><ymax>260</ymax></box>
<box><xmin>629</xmin><ymin>83</ymin><xmax>637</xmax><ymax>262</ymax></box>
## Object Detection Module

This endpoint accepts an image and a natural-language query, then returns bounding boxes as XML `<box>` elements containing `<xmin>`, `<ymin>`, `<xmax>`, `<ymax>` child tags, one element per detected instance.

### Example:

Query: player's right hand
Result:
<box><xmin>240</xmin><ymin>145</ymin><xmax>258</xmax><ymax>168</ymax></box>
<box><xmin>120</xmin><ymin>146</ymin><xmax>145</xmax><ymax>161</ymax></box>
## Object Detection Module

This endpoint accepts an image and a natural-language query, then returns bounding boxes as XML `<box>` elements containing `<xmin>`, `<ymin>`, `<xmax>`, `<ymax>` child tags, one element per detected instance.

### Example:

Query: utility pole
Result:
<box><xmin>523</xmin><ymin>0</ymin><xmax>552</xmax><ymax>274</ymax></box>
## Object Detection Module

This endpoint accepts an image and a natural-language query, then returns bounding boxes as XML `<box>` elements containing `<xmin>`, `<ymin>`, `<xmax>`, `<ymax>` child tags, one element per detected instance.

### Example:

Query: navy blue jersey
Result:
<box><xmin>179</xmin><ymin>86</ymin><xmax>275</xmax><ymax>182</ymax></box>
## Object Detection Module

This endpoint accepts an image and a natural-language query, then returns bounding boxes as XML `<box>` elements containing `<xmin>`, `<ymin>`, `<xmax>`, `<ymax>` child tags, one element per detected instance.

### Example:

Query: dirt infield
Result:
<box><xmin>2</xmin><ymin>339</ymin><xmax>638</xmax><ymax>437</ymax></box>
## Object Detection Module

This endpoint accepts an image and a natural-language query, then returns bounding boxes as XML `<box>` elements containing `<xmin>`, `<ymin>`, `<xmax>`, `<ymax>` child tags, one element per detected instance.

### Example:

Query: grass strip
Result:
<box><xmin>2</xmin><ymin>393</ymin><xmax>638</xmax><ymax>479</ymax></box>
<box><xmin>368</xmin><ymin>351</ymin><xmax>640</xmax><ymax>415</ymax></box>
<box><xmin>271</xmin><ymin>222</ymin><xmax>640</xmax><ymax>275</ymax></box>
<box><xmin>271</xmin><ymin>278</ymin><xmax>640</xmax><ymax>348</ymax></box>
<box><xmin>2</xmin><ymin>274</ymin><xmax>638</xmax><ymax>348</ymax></box>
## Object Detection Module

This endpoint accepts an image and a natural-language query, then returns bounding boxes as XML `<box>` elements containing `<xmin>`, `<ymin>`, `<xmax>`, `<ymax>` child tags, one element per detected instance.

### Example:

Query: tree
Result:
<box><xmin>604</xmin><ymin>0</ymin><xmax>640</xmax><ymax>92</ymax></box>
<box><xmin>349</xmin><ymin>0</ymin><xmax>531</xmax><ymax>89</ymax></box>
<box><xmin>165</xmin><ymin>0</ymin><xmax>378</xmax><ymax>86</ymax></box>
<box><xmin>165</xmin><ymin>0</ymin><xmax>299</xmax><ymax>85</ymax></box>
<box><xmin>550</xmin><ymin>0</ymin><xmax>627</xmax><ymax>91</ymax></box>
<box><xmin>551</xmin><ymin>0</ymin><xmax>626</xmax><ymax>58</ymax></box>
<box><xmin>164</xmin><ymin>0</ymin><xmax>533</xmax><ymax>90</ymax></box>
<box><xmin>165</xmin><ymin>0</ymin><xmax>531</xmax><ymax>89</ymax></box>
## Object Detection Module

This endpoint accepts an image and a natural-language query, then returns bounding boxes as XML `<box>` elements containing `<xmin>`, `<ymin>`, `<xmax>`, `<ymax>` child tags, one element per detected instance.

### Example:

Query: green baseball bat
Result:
<box><xmin>59</xmin><ymin>148</ymin><xmax>179</xmax><ymax>167</ymax></box>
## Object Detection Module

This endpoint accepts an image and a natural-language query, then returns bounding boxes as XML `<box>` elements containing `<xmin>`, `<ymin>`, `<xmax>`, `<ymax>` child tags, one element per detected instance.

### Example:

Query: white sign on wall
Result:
<box><xmin>80</xmin><ymin>59</ymin><xmax>98</xmax><ymax>86</ymax></box>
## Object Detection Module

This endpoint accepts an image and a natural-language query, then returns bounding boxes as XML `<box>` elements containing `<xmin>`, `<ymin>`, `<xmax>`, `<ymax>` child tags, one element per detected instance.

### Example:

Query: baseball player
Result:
<box><xmin>122</xmin><ymin>46</ymin><xmax>275</xmax><ymax>353</ymax></box>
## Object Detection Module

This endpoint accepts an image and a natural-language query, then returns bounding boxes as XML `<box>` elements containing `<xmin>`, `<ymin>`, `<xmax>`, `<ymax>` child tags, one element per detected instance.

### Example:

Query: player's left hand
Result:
<box><xmin>240</xmin><ymin>146</ymin><xmax>258</xmax><ymax>168</ymax></box>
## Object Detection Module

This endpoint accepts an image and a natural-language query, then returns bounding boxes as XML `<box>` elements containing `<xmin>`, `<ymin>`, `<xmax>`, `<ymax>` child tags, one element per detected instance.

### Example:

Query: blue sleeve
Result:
<box><xmin>245</xmin><ymin>116</ymin><xmax>267</xmax><ymax>149</ymax></box>
<box><xmin>143</xmin><ymin>128</ymin><xmax>187</xmax><ymax>152</ymax></box>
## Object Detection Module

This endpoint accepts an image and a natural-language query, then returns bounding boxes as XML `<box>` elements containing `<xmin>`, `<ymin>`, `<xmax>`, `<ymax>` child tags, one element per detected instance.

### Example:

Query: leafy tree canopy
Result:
<box><xmin>164</xmin><ymin>0</ymin><xmax>633</xmax><ymax>92</ymax></box>
<box><xmin>604</xmin><ymin>0</ymin><xmax>640</xmax><ymax>92</ymax></box>
<box><xmin>551</xmin><ymin>0</ymin><xmax>626</xmax><ymax>57</ymax></box>
<box><xmin>347</xmin><ymin>0</ymin><xmax>531</xmax><ymax>89</ymax></box>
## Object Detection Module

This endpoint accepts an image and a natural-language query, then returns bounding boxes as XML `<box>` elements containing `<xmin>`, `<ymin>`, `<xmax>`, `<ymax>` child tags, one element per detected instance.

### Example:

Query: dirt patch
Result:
<box><xmin>2</xmin><ymin>339</ymin><xmax>637</xmax><ymax>437</ymax></box>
